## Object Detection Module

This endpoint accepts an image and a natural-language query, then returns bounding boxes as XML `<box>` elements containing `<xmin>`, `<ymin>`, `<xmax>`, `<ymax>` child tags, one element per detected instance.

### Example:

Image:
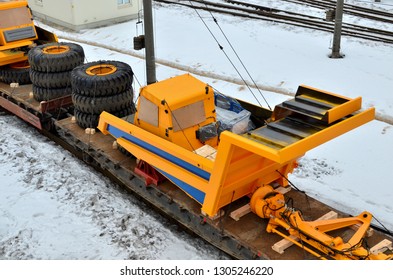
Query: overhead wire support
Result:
<box><xmin>188</xmin><ymin>0</ymin><xmax>272</xmax><ymax>111</ymax></box>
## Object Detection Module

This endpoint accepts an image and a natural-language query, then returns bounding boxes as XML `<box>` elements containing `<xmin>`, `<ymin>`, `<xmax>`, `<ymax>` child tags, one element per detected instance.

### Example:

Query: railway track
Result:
<box><xmin>279</xmin><ymin>0</ymin><xmax>393</xmax><ymax>24</ymax></box>
<box><xmin>155</xmin><ymin>0</ymin><xmax>393</xmax><ymax>44</ymax></box>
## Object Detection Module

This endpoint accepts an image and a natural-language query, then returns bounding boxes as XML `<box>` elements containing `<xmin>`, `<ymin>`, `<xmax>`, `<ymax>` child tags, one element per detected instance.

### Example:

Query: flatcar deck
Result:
<box><xmin>0</xmin><ymin>83</ymin><xmax>72</xmax><ymax>129</ymax></box>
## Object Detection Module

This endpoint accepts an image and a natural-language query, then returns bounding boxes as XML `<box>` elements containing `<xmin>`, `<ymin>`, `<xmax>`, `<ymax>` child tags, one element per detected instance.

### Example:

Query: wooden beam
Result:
<box><xmin>230</xmin><ymin>204</ymin><xmax>251</xmax><ymax>221</ymax></box>
<box><xmin>370</xmin><ymin>239</ymin><xmax>393</xmax><ymax>255</ymax></box>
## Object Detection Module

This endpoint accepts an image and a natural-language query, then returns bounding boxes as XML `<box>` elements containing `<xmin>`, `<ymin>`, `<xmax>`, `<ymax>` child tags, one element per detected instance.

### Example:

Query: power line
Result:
<box><xmin>188</xmin><ymin>0</ymin><xmax>272</xmax><ymax>111</ymax></box>
<box><xmin>200</xmin><ymin>0</ymin><xmax>272</xmax><ymax>110</ymax></box>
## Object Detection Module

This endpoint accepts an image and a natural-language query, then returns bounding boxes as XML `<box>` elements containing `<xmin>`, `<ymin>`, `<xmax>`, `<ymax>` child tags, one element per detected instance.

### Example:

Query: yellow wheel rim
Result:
<box><xmin>42</xmin><ymin>45</ymin><xmax>70</xmax><ymax>54</ymax></box>
<box><xmin>10</xmin><ymin>61</ymin><xmax>30</xmax><ymax>69</ymax></box>
<box><xmin>85</xmin><ymin>64</ymin><xmax>117</xmax><ymax>76</ymax></box>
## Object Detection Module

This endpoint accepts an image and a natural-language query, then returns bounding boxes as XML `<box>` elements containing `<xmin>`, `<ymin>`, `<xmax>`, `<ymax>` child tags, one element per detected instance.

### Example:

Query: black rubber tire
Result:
<box><xmin>118</xmin><ymin>144</ymin><xmax>134</xmax><ymax>157</ymax></box>
<box><xmin>71</xmin><ymin>60</ymin><xmax>133</xmax><ymax>97</ymax></box>
<box><xmin>32</xmin><ymin>85</ymin><xmax>72</xmax><ymax>102</ymax></box>
<box><xmin>0</xmin><ymin>64</ymin><xmax>31</xmax><ymax>85</ymax></box>
<box><xmin>74</xmin><ymin>106</ymin><xmax>135</xmax><ymax>129</ymax></box>
<box><xmin>28</xmin><ymin>42</ymin><xmax>85</xmax><ymax>72</ymax></box>
<box><xmin>72</xmin><ymin>88</ymin><xmax>134</xmax><ymax>114</ymax></box>
<box><xmin>30</xmin><ymin>69</ymin><xmax>71</xmax><ymax>88</ymax></box>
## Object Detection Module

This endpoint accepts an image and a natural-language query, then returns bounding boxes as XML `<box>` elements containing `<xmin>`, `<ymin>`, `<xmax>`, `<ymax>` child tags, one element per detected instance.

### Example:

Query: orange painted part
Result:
<box><xmin>85</xmin><ymin>64</ymin><xmax>117</xmax><ymax>76</ymax></box>
<box><xmin>42</xmin><ymin>45</ymin><xmax>70</xmax><ymax>54</ymax></box>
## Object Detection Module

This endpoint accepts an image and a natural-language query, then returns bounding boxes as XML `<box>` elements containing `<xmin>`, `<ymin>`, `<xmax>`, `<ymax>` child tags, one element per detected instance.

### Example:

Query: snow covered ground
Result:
<box><xmin>1</xmin><ymin>1</ymin><xmax>393</xmax><ymax>259</ymax></box>
<box><xmin>0</xmin><ymin>113</ymin><xmax>226</xmax><ymax>260</ymax></box>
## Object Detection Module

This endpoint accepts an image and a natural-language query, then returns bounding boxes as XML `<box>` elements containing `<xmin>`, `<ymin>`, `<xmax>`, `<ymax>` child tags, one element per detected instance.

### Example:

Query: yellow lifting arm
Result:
<box><xmin>250</xmin><ymin>185</ymin><xmax>393</xmax><ymax>260</ymax></box>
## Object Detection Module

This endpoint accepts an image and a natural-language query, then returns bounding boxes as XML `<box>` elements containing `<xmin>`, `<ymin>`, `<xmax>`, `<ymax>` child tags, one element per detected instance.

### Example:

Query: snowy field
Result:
<box><xmin>1</xmin><ymin>1</ymin><xmax>393</xmax><ymax>259</ymax></box>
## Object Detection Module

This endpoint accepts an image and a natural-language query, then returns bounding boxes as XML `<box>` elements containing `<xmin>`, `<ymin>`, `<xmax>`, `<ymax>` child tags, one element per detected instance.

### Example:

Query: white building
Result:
<box><xmin>27</xmin><ymin>0</ymin><xmax>141</xmax><ymax>31</ymax></box>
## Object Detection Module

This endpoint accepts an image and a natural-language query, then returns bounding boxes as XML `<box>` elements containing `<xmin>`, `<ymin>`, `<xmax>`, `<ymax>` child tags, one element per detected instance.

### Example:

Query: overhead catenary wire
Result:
<box><xmin>199</xmin><ymin>0</ymin><xmax>273</xmax><ymax>111</ymax></box>
<box><xmin>187</xmin><ymin>0</ymin><xmax>272</xmax><ymax>111</ymax></box>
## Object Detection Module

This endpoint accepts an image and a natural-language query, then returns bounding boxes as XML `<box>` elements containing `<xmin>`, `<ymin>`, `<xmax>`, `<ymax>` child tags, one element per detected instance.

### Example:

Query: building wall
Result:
<box><xmin>27</xmin><ymin>0</ymin><xmax>141</xmax><ymax>30</ymax></box>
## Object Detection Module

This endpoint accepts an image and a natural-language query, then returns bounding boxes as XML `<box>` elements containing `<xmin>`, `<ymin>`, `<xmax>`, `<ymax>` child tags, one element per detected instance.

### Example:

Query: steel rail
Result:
<box><xmin>155</xmin><ymin>0</ymin><xmax>393</xmax><ymax>44</ymax></box>
<box><xmin>276</xmin><ymin>0</ymin><xmax>393</xmax><ymax>24</ymax></box>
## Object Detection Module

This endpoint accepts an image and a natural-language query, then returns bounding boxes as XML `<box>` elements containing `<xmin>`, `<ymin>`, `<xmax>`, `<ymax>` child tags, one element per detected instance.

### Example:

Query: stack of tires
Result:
<box><xmin>28</xmin><ymin>42</ymin><xmax>85</xmax><ymax>101</ymax></box>
<box><xmin>0</xmin><ymin>61</ymin><xmax>31</xmax><ymax>85</ymax></box>
<box><xmin>71</xmin><ymin>60</ymin><xmax>135</xmax><ymax>129</ymax></box>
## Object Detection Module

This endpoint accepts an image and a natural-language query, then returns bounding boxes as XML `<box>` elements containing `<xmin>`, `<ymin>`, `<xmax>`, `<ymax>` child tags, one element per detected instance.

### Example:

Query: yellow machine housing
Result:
<box><xmin>134</xmin><ymin>74</ymin><xmax>218</xmax><ymax>150</ymax></box>
<box><xmin>99</xmin><ymin>74</ymin><xmax>375</xmax><ymax>216</ymax></box>
<box><xmin>97</xmin><ymin>74</ymin><xmax>390</xmax><ymax>259</ymax></box>
<box><xmin>0</xmin><ymin>1</ymin><xmax>57</xmax><ymax>66</ymax></box>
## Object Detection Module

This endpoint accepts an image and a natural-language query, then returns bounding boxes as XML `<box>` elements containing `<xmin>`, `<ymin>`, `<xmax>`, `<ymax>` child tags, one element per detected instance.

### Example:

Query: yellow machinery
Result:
<box><xmin>0</xmin><ymin>0</ymin><xmax>57</xmax><ymax>66</ymax></box>
<box><xmin>98</xmin><ymin>73</ymin><xmax>392</xmax><ymax>259</ymax></box>
<box><xmin>250</xmin><ymin>185</ymin><xmax>390</xmax><ymax>259</ymax></box>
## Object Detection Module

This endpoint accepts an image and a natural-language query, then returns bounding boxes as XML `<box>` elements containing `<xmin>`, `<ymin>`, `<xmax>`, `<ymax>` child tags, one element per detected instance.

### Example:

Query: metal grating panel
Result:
<box><xmin>4</xmin><ymin>26</ymin><xmax>35</xmax><ymax>42</ymax></box>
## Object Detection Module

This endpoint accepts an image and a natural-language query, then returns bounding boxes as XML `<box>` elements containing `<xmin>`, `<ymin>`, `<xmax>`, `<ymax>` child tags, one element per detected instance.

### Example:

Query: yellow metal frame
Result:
<box><xmin>98</xmin><ymin>105</ymin><xmax>374</xmax><ymax>217</ymax></box>
<box><xmin>288</xmin><ymin>85</ymin><xmax>363</xmax><ymax>124</ymax></box>
<box><xmin>99</xmin><ymin>113</ymin><xmax>213</xmax><ymax>195</ymax></box>
<box><xmin>0</xmin><ymin>48</ymin><xmax>28</xmax><ymax>66</ymax></box>
<box><xmin>250</xmin><ymin>185</ymin><xmax>392</xmax><ymax>260</ymax></box>
<box><xmin>98</xmin><ymin>74</ymin><xmax>375</xmax><ymax>216</ymax></box>
<box><xmin>96</xmin><ymin>73</ymin><xmax>388</xmax><ymax>259</ymax></box>
<box><xmin>0</xmin><ymin>1</ymin><xmax>38</xmax><ymax>46</ymax></box>
<box><xmin>0</xmin><ymin>1</ymin><xmax>57</xmax><ymax>66</ymax></box>
<box><xmin>134</xmin><ymin>74</ymin><xmax>218</xmax><ymax>151</ymax></box>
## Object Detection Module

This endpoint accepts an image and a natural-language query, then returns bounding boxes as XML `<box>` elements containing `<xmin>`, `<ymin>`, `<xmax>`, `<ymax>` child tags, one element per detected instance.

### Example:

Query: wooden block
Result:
<box><xmin>272</xmin><ymin>235</ymin><xmax>298</xmax><ymax>254</ymax></box>
<box><xmin>112</xmin><ymin>141</ymin><xmax>118</xmax><ymax>150</ymax></box>
<box><xmin>29</xmin><ymin>92</ymin><xmax>34</xmax><ymax>98</ymax></box>
<box><xmin>201</xmin><ymin>209</ymin><xmax>225</xmax><ymax>220</ymax></box>
<box><xmin>276</xmin><ymin>186</ymin><xmax>291</xmax><ymax>195</ymax></box>
<box><xmin>272</xmin><ymin>211</ymin><xmax>338</xmax><ymax>254</ymax></box>
<box><xmin>370</xmin><ymin>239</ymin><xmax>393</xmax><ymax>255</ymax></box>
<box><xmin>10</xmin><ymin>82</ymin><xmax>19</xmax><ymax>88</ymax></box>
<box><xmin>194</xmin><ymin>145</ymin><xmax>217</xmax><ymax>160</ymax></box>
<box><xmin>71</xmin><ymin>116</ymin><xmax>76</xmax><ymax>123</ymax></box>
<box><xmin>317</xmin><ymin>211</ymin><xmax>338</xmax><ymax>221</ymax></box>
<box><xmin>230</xmin><ymin>204</ymin><xmax>251</xmax><ymax>221</ymax></box>
<box><xmin>85</xmin><ymin>128</ymin><xmax>96</xmax><ymax>135</ymax></box>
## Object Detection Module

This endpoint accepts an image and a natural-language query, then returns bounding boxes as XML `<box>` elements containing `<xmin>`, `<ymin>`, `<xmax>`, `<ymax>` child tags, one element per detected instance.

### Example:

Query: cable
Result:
<box><xmin>200</xmin><ymin>0</ymin><xmax>272</xmax><ymax>111</ymax></box>
<box><xmin>276</xmin><ymin>169</ymin><xmax>311</xmax><ymax>211</ymax></box>
<box><xmin>276</xmin><ymin>170</ymin><xmax>305</xmax><ymax>194</ymax></box>
<box><xmin>133</xmin><ymin>72</ymin><xmax>142</xmax><ymax>88</ymax></box>
<box><xmin>372</xmin><ymin>215</ymin><xmax>393</xmax><ymax>237</ymax></box>
<box><xmin>187</xmin><ymin>0</ymin><xmax>272</xmax><ymax>111</ymax></box>
<box><xmin>291</xmin><ymin>212</ymin><xmax>309</xmax><ymax>259</ymax></box>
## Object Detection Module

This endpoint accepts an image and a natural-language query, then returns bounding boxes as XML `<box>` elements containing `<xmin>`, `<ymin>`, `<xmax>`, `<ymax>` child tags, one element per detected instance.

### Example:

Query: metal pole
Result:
<box><xmin>330</xmin><ymin>0</ymin><xmax>344</xmax><ymax>58</ymax></box>
<box><xmin>142</xmin><ymin>0</ymin><xmax>156</xmax><ymax>84</ymax></box>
